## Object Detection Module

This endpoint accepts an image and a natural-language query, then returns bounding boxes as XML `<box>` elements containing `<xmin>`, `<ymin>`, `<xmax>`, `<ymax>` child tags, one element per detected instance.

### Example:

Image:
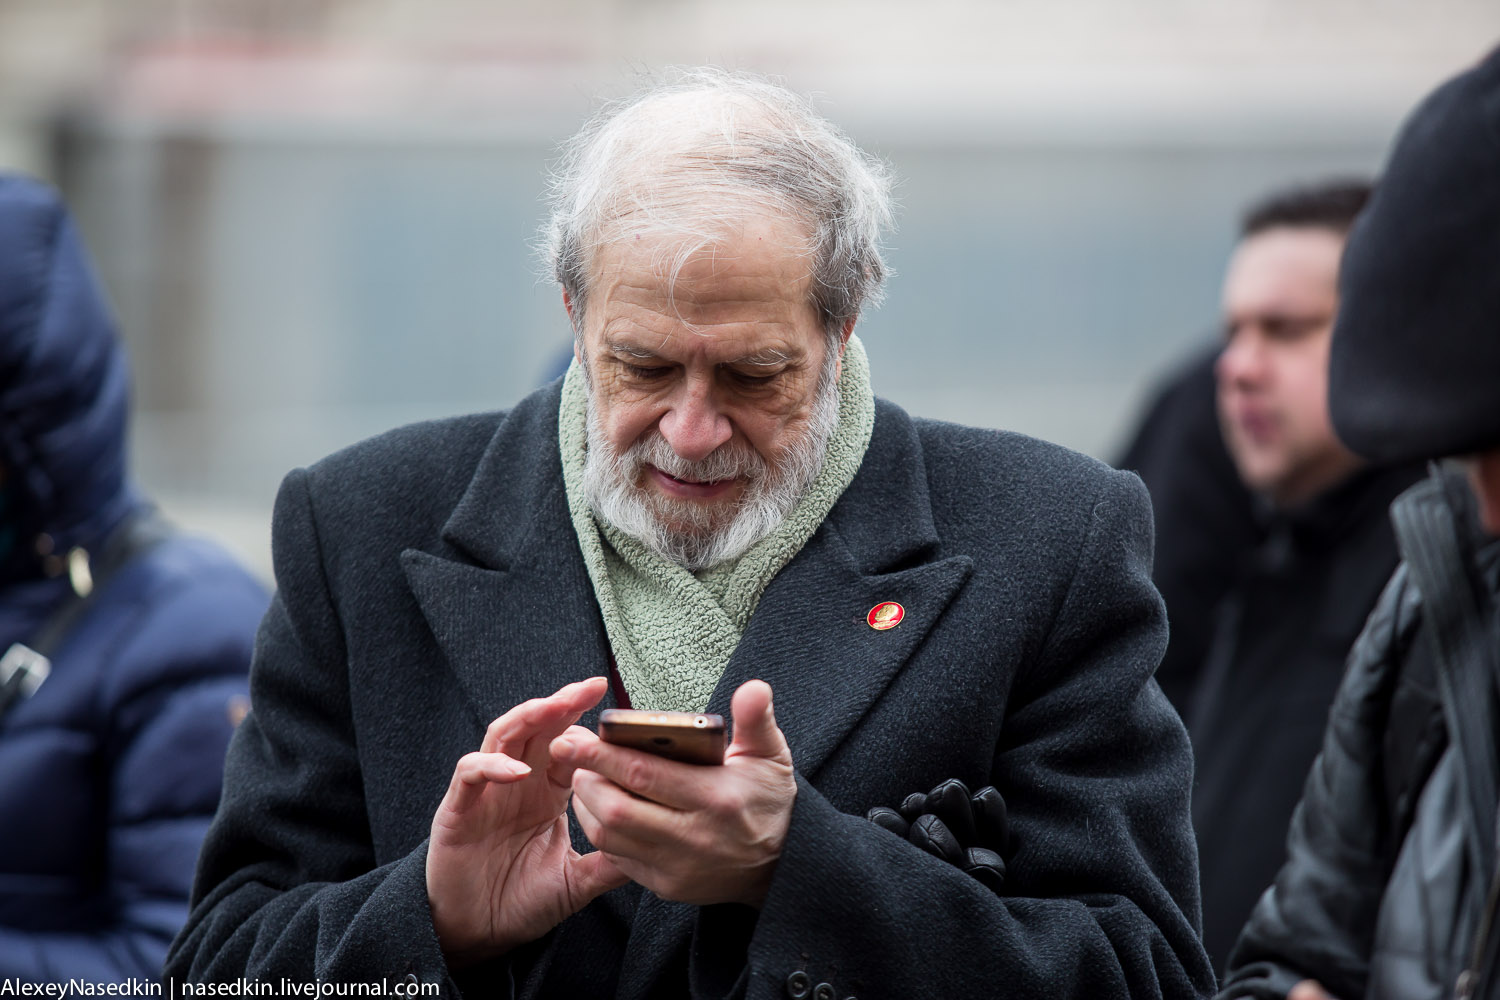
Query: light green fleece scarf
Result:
<box><xmin>558</xmin><ymin>336</ymin><xmax>875</xmax><ymax>712</ymax></box>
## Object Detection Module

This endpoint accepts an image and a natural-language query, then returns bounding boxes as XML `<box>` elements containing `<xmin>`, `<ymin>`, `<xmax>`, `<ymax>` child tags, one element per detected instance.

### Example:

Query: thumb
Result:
<box><xmin>728</xmin><ymin>680</ymin><xmax>791</xmax><ymax>763</ymax></box>
<box><xmin>565</xmin><ymin>850</ymin><xmax>630</xmax><ymax>911</ymax></box>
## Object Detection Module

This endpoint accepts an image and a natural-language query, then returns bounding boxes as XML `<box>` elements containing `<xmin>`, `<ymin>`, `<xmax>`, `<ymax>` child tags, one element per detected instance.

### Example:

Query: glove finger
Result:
<box><xmin>971</xmin><ymin>785</ymin><xmax>1010</xmax><ymax>849</ymax></box>
<box><xmin>928</xmin><ymin>779</ymin><xmax>977</xmax><ymax>845</ymax></box>
<box><xmin>909</xmin><ymin>814</ymin><xmax>966</xmax><ymax>866</ymax></box>
<box><xmin>867</xmin><ymin>806</ymin><xmax>910</xmax><ymax>838</ymax></box>
<box><xmin>963</xmin><ymin>847</ymin><xmax>1007</xmax><ymax>892</ymax></box>
<box><xmin>899</xmin><ymin>791</ymin><xmax>929</xmax><ymax>821</ymax></box>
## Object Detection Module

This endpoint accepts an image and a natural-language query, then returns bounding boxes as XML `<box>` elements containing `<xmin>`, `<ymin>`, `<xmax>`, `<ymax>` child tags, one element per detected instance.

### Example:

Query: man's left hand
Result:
<box><xmin>551</xmin><ymin>679</ymin><xmax>796</xmax><ymax>908</ymax></box>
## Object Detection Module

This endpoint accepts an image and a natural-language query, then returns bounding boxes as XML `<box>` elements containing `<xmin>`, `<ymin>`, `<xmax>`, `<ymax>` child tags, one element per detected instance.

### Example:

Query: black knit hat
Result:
<box><xmin>1329</xmin><ymin>47</ymin><xmax>1500</xmax><ymax>463</ymax></box>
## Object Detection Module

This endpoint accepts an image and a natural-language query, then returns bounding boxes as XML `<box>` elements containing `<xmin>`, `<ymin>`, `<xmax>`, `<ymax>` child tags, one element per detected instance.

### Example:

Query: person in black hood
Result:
<box><xmin>1180</xmin><ymin>179</ymin><xmax>1425</xmax><ymax>976</ymax></box>
<box><xmin>0</xmin><ymin>174</ymin><xmax>268</xmax><ymax>983</ymax></box>
<box><xmin>1219</xmin><ymin>45</ymin><xmax>1500</xmax><ymax>1000</ymax></box>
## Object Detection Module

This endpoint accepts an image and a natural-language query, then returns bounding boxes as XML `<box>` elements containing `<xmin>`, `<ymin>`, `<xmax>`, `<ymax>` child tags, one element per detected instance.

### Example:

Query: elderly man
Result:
<box><xmin>168</xmin><ymin>70</ymin><xmax>1213</xmax><ymax>999</ymax></box>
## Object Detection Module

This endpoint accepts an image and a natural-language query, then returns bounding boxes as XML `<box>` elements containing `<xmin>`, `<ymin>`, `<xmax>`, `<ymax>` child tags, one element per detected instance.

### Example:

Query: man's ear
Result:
<box><xmin>834</xmin><ymin>317</ymin><xmax>856</xmax><ymax>381</ymax></box>
<box><xmin>564</xmin><ymin>291</ymin><xmax>581</xmax><ymax>363</ymax></box>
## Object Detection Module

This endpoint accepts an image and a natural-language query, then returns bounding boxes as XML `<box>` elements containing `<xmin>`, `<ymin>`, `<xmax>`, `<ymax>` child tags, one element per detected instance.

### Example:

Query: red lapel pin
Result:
<box><xmin>867</xmin><ymin>601</ymin><xmax>905</xmax><ymax>630</ymax></box>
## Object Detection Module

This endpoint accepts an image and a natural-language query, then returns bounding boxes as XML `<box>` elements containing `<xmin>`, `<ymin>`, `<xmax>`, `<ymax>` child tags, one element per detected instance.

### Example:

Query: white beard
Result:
<box><xmin>581</xmin><ymin>354</ymin><xmax>841</xmax><ymax>571</ymax></box>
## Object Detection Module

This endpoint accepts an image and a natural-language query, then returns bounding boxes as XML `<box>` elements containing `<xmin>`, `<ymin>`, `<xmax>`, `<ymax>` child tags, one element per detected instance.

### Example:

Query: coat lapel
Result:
<box><xmin>709</xmin><ymin>399</ymin><xmax>972</xmax><ymax>779</ymax></box>
<box><xmin>706</xmin><ymin>527</ymin><xmax>971</xmax><ymax>777</ymax></box>
<box><xmin>401</xmin><ymin>383</ymin><xmax>616</xmax><ymax>728</ymax></box>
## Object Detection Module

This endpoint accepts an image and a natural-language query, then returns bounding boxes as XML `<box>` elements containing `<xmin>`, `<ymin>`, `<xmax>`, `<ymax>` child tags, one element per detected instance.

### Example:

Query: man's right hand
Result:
<box><xmin>425</xmin><ymin>677</ymin><xmax>628</xmax><ymax>965</ymax></box>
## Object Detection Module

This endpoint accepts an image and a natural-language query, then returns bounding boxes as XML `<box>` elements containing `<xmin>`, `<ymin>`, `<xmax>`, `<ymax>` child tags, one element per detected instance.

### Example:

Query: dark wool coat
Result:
<box><xmin>167</xmin><ymin>381</ymin><xmax>1215</xmax><ymax>1000</ymax></box>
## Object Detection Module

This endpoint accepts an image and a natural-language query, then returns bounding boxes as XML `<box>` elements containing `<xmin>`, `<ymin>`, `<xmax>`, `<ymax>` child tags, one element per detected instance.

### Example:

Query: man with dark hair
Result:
<box><xmin>1239</xmin><ymin>183</ymin><xmax>1376</xmax><ymax>238</ymax></box>
<box><xmin>1115</xmin><ymin>182</ymin><xmax>1389</xmax><ymax>716</ymax></box>
<box><xmin>1220</xmin><ymin>47</ymin><xmax>1500</xmax><ymax>1000</ymax></box>
<box><xmin>1186</xmin><ymin>179</ymin><xmax>1424</xmax><ymax>974</ymax></box>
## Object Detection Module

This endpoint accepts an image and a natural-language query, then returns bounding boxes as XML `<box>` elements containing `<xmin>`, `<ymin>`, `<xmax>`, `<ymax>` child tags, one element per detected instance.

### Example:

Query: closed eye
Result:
<box><xmin>729</xmin><ymin>369</ymin><xmax>779</xmax><ymax>385</ymax></box>
<box><xmin>622</xmin><ymin>363</ymin><xmax>672</xmax><ymax>379</ymax></box>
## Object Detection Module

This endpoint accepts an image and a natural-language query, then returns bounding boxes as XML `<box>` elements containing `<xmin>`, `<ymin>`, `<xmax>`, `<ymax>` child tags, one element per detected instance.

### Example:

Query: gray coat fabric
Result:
<box><xmin>166</xmin><ymin>381</ymin><xmax>1214</xmax><ymax>1000</ymax></box>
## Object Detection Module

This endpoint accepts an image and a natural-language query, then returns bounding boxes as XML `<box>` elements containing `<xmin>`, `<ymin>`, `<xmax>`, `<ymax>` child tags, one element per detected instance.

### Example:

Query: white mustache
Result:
<box><xmin>630</xmin><ymin>432</ymin><xmax>766</xmax><ymax>486</ymax></box>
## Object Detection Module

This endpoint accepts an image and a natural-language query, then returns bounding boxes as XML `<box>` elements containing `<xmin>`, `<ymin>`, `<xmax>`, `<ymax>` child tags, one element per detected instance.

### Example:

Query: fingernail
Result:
<box><xmin>553</xmin><ymin>737</ymin><xmax>575</xmax><ymax>758</ymax></box>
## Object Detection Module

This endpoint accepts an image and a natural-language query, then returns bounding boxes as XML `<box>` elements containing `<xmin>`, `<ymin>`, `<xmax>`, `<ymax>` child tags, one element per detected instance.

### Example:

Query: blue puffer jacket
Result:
<box><xmin>0</xmin><ymin>174</ymin><xmax>269</xmax><ymax>983</ymax></box>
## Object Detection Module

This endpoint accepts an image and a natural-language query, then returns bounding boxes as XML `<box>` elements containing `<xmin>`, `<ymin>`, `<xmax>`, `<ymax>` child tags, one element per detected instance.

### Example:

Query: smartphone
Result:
<box><xmin>598</xmin><ymin>709</ymin><xmax>727</xmax><ymax>766</ymax></box>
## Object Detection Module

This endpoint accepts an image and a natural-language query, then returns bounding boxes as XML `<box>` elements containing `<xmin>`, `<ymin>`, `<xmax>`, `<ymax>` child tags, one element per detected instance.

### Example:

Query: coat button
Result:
<box><xmin>813</xmin><ymin>984</ymin><xmax>835</xmax><ymax>1000</ymax></box>
<box><xmin>785</xmin><ymin>971</ymin><xmax>811</xmax><ymax>998</ymax></box>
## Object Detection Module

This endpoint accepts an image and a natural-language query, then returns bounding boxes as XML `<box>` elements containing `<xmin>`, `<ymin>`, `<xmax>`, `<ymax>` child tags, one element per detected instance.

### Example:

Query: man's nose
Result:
<box><xmin>657</xmin><ymin>378</ymin><xmax>733</xmax><ymax>462</ymax></box>
<box><xmin>1216</xmin><ymin>331</ymin><xmax>1266</xmax><ymax>389</ymax></box>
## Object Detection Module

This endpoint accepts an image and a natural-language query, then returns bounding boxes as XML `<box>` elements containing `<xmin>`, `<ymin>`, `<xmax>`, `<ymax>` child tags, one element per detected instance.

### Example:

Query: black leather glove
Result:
<box><xmin>866</xmin><ymin>779</ymin><xmax>1010</xmax><ymax>891</ymax></box>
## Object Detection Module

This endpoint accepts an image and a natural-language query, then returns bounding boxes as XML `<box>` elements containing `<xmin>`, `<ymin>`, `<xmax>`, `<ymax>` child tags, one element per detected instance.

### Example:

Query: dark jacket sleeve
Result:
<box><xmin>695</xmin><ymin>470</ymin><xmax>1216</xmax><ymax>1000</ymax></box>
<box><xmin>164</xmin><ymin>470</ymin><xmax>457</xmax><ymax>993</ymax></box>
<box><xmin>1215</xmin><ymin>568</ymin><xmax>1415</xmax><ymax>1000</ymax></box>
<box><xmin>0</xmin><ymin>539</ymin><xmax>264</xmax><ymax>983</ymax></box>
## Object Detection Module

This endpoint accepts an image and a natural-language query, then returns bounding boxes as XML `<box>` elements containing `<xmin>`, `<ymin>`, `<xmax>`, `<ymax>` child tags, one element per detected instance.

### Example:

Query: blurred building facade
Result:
<box><xmin>2</xmin><ymin>0</ymin><xmax>1496</xmax><ymax>579</ymax></box>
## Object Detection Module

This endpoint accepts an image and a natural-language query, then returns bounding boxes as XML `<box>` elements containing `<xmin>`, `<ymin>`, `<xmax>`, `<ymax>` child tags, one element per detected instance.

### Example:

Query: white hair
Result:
<box><xmin>542</xmin><ymin>66</ymin><xmax>896</xmax><ymax>342</ymax></box>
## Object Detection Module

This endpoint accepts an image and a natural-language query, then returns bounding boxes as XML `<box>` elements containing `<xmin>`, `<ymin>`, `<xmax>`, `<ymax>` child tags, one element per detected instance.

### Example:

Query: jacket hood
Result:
<box><xmin>1328</xmin><ymin>47</ymin><xmax>1500</xmax><ymax>462</ymax></box>
<box><xmin>0</xmin><ymin>173</ymin><xmax>137</xmax><ymax>583</ymax></box>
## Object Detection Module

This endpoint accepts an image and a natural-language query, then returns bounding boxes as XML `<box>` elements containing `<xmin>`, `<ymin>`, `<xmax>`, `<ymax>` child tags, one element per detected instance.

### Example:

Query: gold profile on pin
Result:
<box><xmin>867</xmin><ymin>601</ymin><xmax>905</xmax><ymax>630</ymax></box>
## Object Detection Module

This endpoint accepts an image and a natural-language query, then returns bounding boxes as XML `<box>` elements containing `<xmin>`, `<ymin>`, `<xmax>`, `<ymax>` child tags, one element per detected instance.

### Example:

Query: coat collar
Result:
<box><xmin>402</xmin><ymin>382</ymin><xmax>973</xmax><ymax>776</ymax></box>
<box><xmin>433</xmin><ymin>383</ymin><xmax>945</xmax><ymax>578</ymax></box>
<box><xmin>439</xmin><ymin>379</ymin><xmax>571</xmax><ymax>573</ymax></box>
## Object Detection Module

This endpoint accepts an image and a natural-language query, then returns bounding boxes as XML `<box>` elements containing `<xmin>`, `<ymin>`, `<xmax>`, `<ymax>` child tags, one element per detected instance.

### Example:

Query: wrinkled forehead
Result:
<box><xmin>587</xmin><ymin>209</ymin><xmax>816</xmax><ymax>296</ymax></box>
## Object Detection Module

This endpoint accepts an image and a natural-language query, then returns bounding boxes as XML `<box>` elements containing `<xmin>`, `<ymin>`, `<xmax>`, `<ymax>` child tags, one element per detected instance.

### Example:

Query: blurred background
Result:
<box><xmin>1</xmin><ymin>0</ymin><xmax>1496</xmax><ymax>582</ymax></box>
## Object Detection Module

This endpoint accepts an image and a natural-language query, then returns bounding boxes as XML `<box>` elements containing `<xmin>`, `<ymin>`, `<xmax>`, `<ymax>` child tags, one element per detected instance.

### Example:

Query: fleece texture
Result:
<box><xmin>558</xmin><ymin>335</ymin><xmax>875</xmax><ymax>711</ymax></box>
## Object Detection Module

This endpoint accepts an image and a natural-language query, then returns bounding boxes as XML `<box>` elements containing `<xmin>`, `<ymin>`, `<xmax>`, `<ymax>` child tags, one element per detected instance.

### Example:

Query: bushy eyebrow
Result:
<box><xmin>732</xmin><ymin>348</ymin><xmax>793</xmax><ymax>367</ymax></box>
<box><xmin>604</xmin><ymin>340</ymin><xmax>662</xmax><ymax>360</ymax></box>
<box><xmin>603</xmin><ymin>341</ymin><xmax>797</xmax><ymax>367</ymax></box>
